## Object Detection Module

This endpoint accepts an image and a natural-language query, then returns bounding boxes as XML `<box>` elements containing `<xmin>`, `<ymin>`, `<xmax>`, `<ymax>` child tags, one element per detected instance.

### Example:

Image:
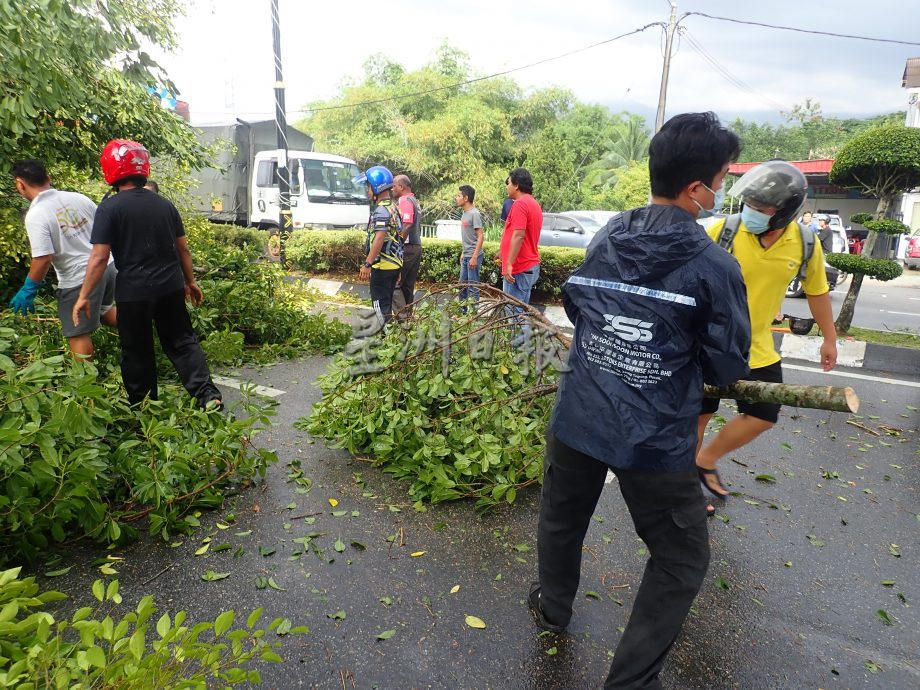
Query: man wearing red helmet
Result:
<box><xmin>73</xmin><ymin>140</ymin><xmax>222</xmax><ymax>408</ymax></box>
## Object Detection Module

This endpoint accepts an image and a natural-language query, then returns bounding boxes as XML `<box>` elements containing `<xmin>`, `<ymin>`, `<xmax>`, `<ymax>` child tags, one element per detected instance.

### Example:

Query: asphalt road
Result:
<box><xmin>783</xmin><ymin>271</ymin><xmax>920</xmax><ymax>334</ymax></box>
<box><xmin>36</xmin><ymin>354</ymin><xmax>919</xmax><ymax>690</ymax></box>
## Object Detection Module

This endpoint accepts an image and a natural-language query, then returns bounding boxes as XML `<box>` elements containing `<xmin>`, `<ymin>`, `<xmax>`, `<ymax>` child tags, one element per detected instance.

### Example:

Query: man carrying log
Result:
<box><xmin>696</xmin><ymin>161</ymin><xmax>838</xmax><ymax>507</ymax></box>
<box><xmin>530</xmin><ymin>112</ymin><xmax>751</xmax><ymax>689</ymax></box>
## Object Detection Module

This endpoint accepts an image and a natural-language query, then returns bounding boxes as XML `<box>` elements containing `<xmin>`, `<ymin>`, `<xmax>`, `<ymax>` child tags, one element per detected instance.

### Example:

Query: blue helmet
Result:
<box><xmin>353</xmin><ymin>165</ymin><xmax>394</xmax><ymax>195</ymax></box>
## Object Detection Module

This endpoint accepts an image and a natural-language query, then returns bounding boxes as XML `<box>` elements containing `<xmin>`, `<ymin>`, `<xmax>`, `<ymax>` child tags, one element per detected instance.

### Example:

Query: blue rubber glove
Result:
<box><xmin>9</xmin><ymin>277</ymin><xmax>42</xmax><ymax>315</ymax></box>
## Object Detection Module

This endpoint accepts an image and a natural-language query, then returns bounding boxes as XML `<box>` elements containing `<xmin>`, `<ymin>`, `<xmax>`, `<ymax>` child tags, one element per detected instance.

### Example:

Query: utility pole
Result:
<box><xmin>270</xmin><ymin>0</ymin><xmax>292</xmax><ymax>266</ymax></box>
<box><xmin>654</xmin><ymin>2</ymin><xmax>679</xmax><ymax>133</ymax></box>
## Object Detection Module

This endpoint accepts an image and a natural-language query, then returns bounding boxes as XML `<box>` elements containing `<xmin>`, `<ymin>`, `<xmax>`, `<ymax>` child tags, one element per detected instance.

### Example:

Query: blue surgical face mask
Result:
<box><xmin>694</xmin><ymin>183</ymin><xmax>724</xmax><ymax>219</ymax></box>
<box><xmin>741</xmin><ymin>205</ymin><xmax>772</xmax><ymax>235</ymax></box>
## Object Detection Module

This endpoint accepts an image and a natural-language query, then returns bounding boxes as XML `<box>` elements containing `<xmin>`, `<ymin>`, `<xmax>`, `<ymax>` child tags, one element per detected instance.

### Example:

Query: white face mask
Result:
<box><xmin>693</xmin><ymin>183</ymin><xmax>724</xmax><ymax>218</ymax></box>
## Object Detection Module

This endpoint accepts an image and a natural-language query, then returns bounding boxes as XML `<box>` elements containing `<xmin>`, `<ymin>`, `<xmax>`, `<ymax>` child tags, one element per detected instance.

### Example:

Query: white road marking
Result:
<box><xmin>305</xmin><ymin>278</ymin><xmax>345</xmax><ymax>297</ymax></box>
<box><xmin>605</xmin><ymin>470</ymin><xmax>615</xmax><ymax>484</ymax></box>
<box><xmin>783</xmin><ymin>364</ymin><xmax>920</xmax><ymax>389</ymax></box>
<box><xmin>881</xmin><ymin>310</ymin><xmax>920</xmax><ymax>317</ymax></box>
<box><xmin>212</xmin><ymin>375</ymin><xmax>287</xmax><ymax>398</ymax></box>
<box><xmin>909</xmin><ymin>297</ymin><xmax>920</xmax><ymax>301</ymax></box>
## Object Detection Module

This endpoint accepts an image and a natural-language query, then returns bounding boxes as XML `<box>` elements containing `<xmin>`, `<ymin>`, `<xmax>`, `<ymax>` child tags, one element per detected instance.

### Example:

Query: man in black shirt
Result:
<box><xmin>73</xmin><ymin>139</ymin><xmax>221</xmax><ymax>408</ymax></box>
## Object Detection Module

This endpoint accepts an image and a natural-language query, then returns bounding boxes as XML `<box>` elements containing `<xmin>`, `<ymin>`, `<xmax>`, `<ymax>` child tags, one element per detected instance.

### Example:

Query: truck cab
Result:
<box><xmin>251</xmin><ymin>150</ymin><xmax>369</xmax><ymax>230</ymax></box>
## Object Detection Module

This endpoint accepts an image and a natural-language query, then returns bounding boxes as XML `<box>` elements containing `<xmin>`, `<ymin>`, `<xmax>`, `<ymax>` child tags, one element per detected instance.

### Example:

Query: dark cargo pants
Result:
<box><xmin>537</xmin><ymin>433</ymin><xmax>710</xmax><ymax>690</ymax></box>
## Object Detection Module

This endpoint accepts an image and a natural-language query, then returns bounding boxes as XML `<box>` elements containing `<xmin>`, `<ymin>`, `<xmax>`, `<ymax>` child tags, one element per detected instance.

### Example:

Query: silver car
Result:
<box><xmin>539</xmin><ymin>211</ymin><xmax>619</xmax><ymax>248</ymax></box>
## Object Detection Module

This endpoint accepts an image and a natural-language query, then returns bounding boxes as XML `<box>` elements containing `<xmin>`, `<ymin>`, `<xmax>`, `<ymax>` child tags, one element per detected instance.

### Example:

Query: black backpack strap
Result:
<box><xmin>717</xmin><ymin>214</ymin><xmax>742</xmax><ymax>253</ymax></box>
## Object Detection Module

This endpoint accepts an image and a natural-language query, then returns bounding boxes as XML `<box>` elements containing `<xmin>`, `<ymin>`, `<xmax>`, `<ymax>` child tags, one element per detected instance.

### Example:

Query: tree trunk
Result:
<box><xmin>835</xmin><ymin>272</ymin><xmax>864</xmax><ymax>334</ymax></box>
<box><xmin>834</xmin><ymin>196</ymin><xmax>890</xmax><ymax>334</ymax></box>
<box><xmin>703</xmin><ymin>381</ymin><xmax>859</xmax><ymax>413</ymax></box>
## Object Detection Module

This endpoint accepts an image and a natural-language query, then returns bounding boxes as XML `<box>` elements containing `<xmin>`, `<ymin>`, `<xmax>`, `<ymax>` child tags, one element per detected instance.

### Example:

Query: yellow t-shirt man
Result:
<box><xmin>707</xmin><ymin>219</ymin><xmax>829</xmax><ymax>369</ymax></box>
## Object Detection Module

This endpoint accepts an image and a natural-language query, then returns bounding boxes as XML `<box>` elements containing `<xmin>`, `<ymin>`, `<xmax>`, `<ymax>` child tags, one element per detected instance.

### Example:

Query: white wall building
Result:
<box><xmin>898</xmin><ymin>57</ymin><xmax>920</xmax><ymax>259</ymax></box>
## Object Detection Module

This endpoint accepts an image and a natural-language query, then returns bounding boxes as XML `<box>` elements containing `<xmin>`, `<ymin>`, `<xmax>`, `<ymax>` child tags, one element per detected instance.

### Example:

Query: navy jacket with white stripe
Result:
<box><xmin>550</xmin><ymin>204</ymin><xmax>751</xmax><ymax>473</ymax></box>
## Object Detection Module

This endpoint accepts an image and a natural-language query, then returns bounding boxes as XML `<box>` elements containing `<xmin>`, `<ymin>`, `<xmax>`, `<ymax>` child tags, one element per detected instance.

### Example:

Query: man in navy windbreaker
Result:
<box><xmin>529</xmin><ymin>112</ymin><xmax>751</xmax><ymax>690</ymax></box>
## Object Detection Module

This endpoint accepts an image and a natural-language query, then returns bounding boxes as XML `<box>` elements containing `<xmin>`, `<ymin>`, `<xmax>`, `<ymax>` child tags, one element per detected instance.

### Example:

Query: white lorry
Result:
<box><xmin>191</xmin><ymin>119</ymin><xmax>369</xmax><ymax>230</ymax></box>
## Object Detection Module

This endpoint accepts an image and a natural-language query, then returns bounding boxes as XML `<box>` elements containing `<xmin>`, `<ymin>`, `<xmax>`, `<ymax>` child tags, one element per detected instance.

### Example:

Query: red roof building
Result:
<box><xmin>728</xmin><ymin>159</ymin><xmax>834</xmax><ymax>176</ymax></box>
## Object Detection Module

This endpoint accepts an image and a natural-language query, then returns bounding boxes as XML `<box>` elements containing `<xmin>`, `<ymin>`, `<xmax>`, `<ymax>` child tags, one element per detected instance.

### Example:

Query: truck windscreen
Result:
<box><xmin>294</xmin><ymin>159</ymin><xmax>367</xmax><ymax>204</ymax></box>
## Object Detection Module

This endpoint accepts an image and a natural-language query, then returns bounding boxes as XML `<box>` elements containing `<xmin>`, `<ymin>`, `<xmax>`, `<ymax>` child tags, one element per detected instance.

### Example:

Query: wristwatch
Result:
<box><xmin>363</xmin><ymin>261</ymin><xmax>372</xmax><ymax>268</ymax></box>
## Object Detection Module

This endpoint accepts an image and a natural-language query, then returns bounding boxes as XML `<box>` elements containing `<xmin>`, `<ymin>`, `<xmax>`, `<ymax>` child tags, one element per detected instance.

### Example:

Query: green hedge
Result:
<box><xmin>285</xmin><ymin>231</ymin><xmax>587</xmax><ymax>298</ymax></box>
<box><xmin>826</xmin><ymin>253</ymin><xmax>904</xmax><ymax>281</ymax></box>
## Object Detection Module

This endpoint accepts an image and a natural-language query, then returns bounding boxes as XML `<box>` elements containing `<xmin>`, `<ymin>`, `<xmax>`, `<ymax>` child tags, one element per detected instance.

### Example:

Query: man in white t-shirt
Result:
<box><xmin>10</xmin><ymin>159</ymin><xmax>117</xmax><ymax>357</ymax></box>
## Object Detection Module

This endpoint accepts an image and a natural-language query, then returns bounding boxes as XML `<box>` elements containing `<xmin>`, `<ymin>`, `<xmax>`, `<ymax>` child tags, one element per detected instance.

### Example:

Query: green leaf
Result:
<box><xmin>876</xmin><ymin>609</ymin><xmax>893</xmax><ymax>626</ymax></box>
<box><xmin>247</xmin><ymin>608</ymin><xmax>264</xmax><ymax>629</ymax></box>
<box><xmin>214</xmin><ymin>610</ymin><xmax>235</xmax><ymax>636</ymax></box>
<box><xmin>85</xmin><ymin>645</ymin><xmax>106</xmax><ymax>668</ymax></box>
<box><xmin>201</xmin><ymin>570</ymin><xmax>230</xmax><ymax>582</ymax></box>
<box><xmin>334</xmin><ymin>539</ymin><xmax>346</xmax><ymax>553</ymax></box>
<box><xmin>92</xmin><ymin>579</ymin><xmax>105</xmax><ymax>602</ymax></box>
<box><xmin>276</xmin><ymin>618</ymin><xmax>293</xmax><ymax>635</ymax></box>
<box><xmin>881</xmin><ymin>580</ymin><xmax>896</xmax><ymax>587</ymax></box>
<box><xmin>44</xmin><ymin>566</ymin><xmax>73</xmax><ymax>577</ymax></box>
<box><xmin>585</xmin><ymin>591</ymin><xmax>601</xmax><ymax>600</ymax></box>
<box><xmin>754</xmin><ymin>474</ymin><xmax>776</xmax><ymax>483</ymax></box>
<box><xmin>546</xmin><ymin>646</ymin><xmax>558</xmax><ymax>655</ymax></box>
<box><xmin>327</xmin><ymin>610</ymin><xmax>346</xmax><ymax>621</ymax></box>
<box><xmin>376</xmin><ymin>628</ymin><xmax>397</xmax><ymax>640</ymax></box>
<box><xmin>156</xmin><ymin>613</ymin><xmax>171</xmax><ymax>638</ymax></box>
<box><xmin>806</xmin><ymin>534</ymin><xmax>826</xmax><ymax>548</ymax></box>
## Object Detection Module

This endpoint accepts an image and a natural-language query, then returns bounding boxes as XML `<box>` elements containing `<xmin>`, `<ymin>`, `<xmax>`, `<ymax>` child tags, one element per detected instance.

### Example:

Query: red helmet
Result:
<box><xmin>100</xmin><ymin>139</ymin><xmax>150</xmax><ymax>185</ymax></box>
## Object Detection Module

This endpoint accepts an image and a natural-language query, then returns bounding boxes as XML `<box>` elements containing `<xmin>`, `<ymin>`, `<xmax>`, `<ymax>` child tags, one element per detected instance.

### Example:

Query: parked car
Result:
<box><xmin>905</xmin><ymin>229</ymin><xmax>920</xmax><ymax>270</ymax></box>
<box><xmin>539</xmin><ymin>211</ymin><xmax>619</xmax><ymax>248</ymax></box>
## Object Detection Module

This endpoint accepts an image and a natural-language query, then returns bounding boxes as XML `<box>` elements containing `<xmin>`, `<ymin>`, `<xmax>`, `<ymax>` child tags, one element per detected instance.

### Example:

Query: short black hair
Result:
<box><xmin>648</xmin><ymin>112</ymin><xmax>741</xmax><ymax>199</ymax></box>
<box><xmin>144</xmin><ymin>180</ymin><xmax>160</xmax><ymax>193</ymax></box>
<box><xmin>118</xmin><ymin>175</ymin><xmax>147</xmax><ymax>189</ymax></box>
<box><xmin>458</xmin><ymin>184</ymin><xmax>475</xmax><ymax>203</ymax></box>
<box><xmin>507</xmin><ymin>167</ymin><xmax>533</xmax><ymax>194</ymax></box>
<box><xmin>12</xmin><ymin>159</ymin><xmax>50</xmax><ymax>187</ymax></box>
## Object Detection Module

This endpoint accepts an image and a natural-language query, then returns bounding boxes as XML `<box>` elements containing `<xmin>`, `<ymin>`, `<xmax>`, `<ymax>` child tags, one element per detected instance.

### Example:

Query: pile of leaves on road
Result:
<box><xmin>0</xmin><ymin>315</ymin><xmax>278</xmax><ymax>566</ymax></box>
<box><xmin>300</xmin><ymin>288</ymin><xmax>570</xmax><ymax>511</ymax></box>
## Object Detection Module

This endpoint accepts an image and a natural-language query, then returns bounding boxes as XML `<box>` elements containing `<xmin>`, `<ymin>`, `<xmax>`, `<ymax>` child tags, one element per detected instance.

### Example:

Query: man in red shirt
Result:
<box><xmin>501</xmin><ymin>167</ymin><xmax>542</xmax><ymax>305</ymax></box>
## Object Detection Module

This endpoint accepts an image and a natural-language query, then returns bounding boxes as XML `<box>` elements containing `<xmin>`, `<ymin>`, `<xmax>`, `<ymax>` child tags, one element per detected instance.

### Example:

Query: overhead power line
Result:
<box><xmin>294</xmin><ymin>23</ymin><xmax>662</xmax><ymax>115</ymax></box>
<box><xmin>679</xmin><ymin>28</ymin><xmax>787</xmax><ymax>112</ymax></box>
<box><xmin>686</xmin><ymin>12</ymin><xmax>920</xmax><ymax>46</ymax></box>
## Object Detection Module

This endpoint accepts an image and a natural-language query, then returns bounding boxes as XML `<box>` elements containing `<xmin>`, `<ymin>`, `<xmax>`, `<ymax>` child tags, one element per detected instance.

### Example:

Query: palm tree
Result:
<box><xmin>592</xmin><ymin>116</ymin><xmax>651</xmax><ymax>187</ymax></box>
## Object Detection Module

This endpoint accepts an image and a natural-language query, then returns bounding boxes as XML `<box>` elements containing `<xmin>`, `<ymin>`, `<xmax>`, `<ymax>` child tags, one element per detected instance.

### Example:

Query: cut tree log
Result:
<box><xmin>703</xmin><ymin>381</ymin><xmax>859</xmax><ymax>414</ymax></box>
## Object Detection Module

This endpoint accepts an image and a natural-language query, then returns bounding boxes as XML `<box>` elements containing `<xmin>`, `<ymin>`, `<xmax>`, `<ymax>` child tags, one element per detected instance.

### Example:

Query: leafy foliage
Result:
<box><xmin>0</xmin><ymin>207</ymin><xmax>30</xmax><ymax>300</ymax></box>
<box><xmin>300</xmin><ymin>300</ymin><xmax>563</xmax><ymax>511</ymax></box>
<box><xmin>285</xmin><ymin>231</ymin><xmax>587</xmax><ymax>298</ymax></box>
<box><xmin>829</xmin><ymin>126</ymin><xmax>920</xmax><ymax>200</ymax></box>
<box><xmin>300</xmin><ymin>44</ymin><xmax>652</xmax><ymax>217</ymax></box>
<box><xmin>730</xmin><ymin>106</ymin><xmax>905</xmax><ymax>162</ymax></box>
<box><xmin>0</xmin><ymin>567</ymin><xmax>305</xmax><ymax>688</ymax></box>
<box><xmin>0</xmin><ymin>1</ymin><xmax>207</xmax><ymax>175</ymax></box>
<box><xmin>186</xmin><ymin>221</ymin><xmax>351</xmax><ymax>363</ymax></box>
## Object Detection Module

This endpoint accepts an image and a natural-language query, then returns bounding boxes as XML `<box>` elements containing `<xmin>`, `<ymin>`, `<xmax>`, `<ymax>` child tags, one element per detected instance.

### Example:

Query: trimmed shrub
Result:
<box><xmin>826</xmin><ymin>253</ymin><xmax>904</xmax><ymax>281</ymax></box>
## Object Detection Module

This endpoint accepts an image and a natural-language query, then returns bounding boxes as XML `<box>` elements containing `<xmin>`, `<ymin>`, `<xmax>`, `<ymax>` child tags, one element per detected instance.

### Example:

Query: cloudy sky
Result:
<box><xmin>155</xmin><ymin>0</ymin><xmax>920</xmax><ymax>127</ymax></box>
